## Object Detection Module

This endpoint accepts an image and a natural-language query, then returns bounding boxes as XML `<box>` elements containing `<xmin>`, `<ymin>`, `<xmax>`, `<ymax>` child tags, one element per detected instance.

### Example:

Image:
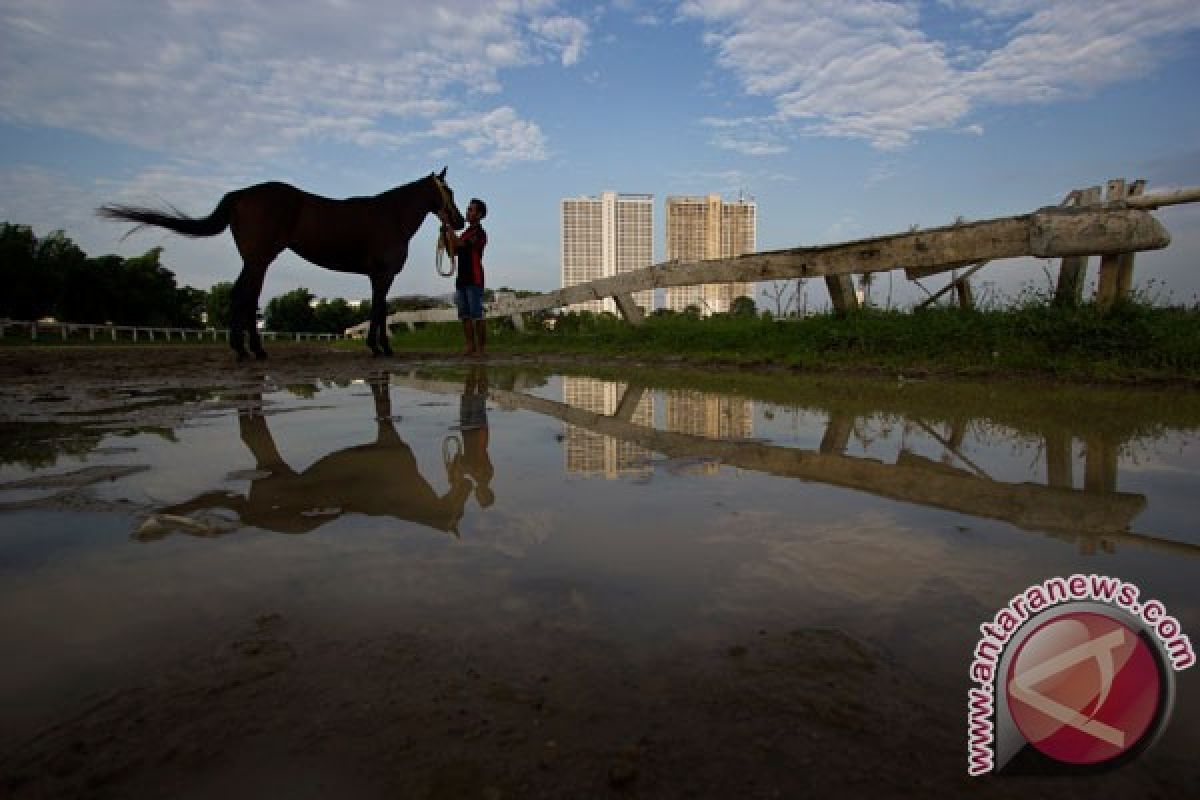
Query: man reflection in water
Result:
<box><xmin>447</xmin><ymin>366</ymin><xmax>495</xmax><ymax>509</ymax></box>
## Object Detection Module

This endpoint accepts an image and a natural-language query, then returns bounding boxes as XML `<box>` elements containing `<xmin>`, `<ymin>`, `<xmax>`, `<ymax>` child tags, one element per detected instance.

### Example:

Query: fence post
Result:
<box><xmin>1054</xmin><ymin>186</ymin><xmax>1101</xmax><ymax>307</ymax></box>
<box><xmin>1115</xmin><ymin>180</ymin><xmax>1145</xmax><ymax>301</ymax></box>
<box><xmin>819</xmin><ymin>410</ymin><xmax>855</xmax><ymax>454</ymax></box>
<box><xmin>955</xmin><ymin>277</ymin><xmax>975</xmax><ymax>310</ymax></box>
<box><xmin>825</xmin><ymin>274</ymin><xmax>859</xmax><ymax>316</ymax></box>
<box><xmin>1095</xmin><ymin>179</ymin><xmax>1128</xmax><ymax>313</ymax></box>
<box><xmin>1084</xmin><ymin>436</ymin><xmax>1118</xmax><ymax>494</ymax></box>
<box><xmin>612</xmin><ymin>293</ymin><xmax>645</xmax><ymax>326</ymax></box>
<box><xmin>1045</xmin><ymin>432</ymin><xmax>1073</xmax><ymax>489</ymax></box>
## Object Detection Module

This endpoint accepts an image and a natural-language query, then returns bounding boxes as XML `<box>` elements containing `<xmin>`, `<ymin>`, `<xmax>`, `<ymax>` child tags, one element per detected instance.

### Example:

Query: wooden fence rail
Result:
<box><xmin>0</xmin><ymin>319</ymin><xmax>349</xmax><ymax>344</ymax></box>
<box><xmin>347</xmin><ymin>179</ymin><xmax>1197</xmax><ymax>335</ymax></box>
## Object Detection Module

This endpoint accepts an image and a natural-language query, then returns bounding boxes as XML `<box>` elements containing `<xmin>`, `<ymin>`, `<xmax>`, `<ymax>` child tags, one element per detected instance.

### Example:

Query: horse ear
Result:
<box><xmin>438</xmin><ymin>166</ymin><xmax>447</xmax><ymax>180</ymax></box>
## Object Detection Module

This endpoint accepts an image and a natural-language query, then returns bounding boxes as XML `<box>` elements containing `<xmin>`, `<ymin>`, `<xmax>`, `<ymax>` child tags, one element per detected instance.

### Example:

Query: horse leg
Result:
<box><xmin>229</xmin><ymin>200</ymin><xmax>286</xmax><ymax>361</ymax></box>
<box><xmin>231</xmin><ymin>263</ymin><xmax>271</xmax><ymax>360</ymax></box>
<box><xmin>368</xmin><ymin>273</ymin><xmax>396</xmax><ymax>357</ymax></box>
<box><xmin>229</xmin><ymin>273</ymin><xmax>252</xmax><ymax>361</ymax></box>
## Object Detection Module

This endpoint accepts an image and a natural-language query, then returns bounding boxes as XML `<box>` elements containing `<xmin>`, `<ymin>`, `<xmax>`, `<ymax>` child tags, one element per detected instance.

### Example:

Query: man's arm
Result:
<box><xmin>439</xmin><ymin>213</ymin><xmax>461</xmax><ymax>255</ymax></box>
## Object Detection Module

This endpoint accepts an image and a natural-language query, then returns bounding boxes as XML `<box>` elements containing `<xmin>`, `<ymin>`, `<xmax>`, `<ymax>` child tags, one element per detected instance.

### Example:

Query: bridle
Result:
<box><xmin>432</xmin><ymin>174</ymin><xmax>456</xmax><ymax>221</ymax></box>
<box><xmin>433</xmin><ymin>174</ymin><xmax>458</xmax><ymax>277</ymax></box>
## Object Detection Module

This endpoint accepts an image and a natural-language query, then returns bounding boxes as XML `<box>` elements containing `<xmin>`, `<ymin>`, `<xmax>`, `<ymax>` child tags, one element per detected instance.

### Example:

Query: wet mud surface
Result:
<box><xmin>1</xmin><ymin>345</ymin><xmax>1198</xmax><ymax>798</ymax></box>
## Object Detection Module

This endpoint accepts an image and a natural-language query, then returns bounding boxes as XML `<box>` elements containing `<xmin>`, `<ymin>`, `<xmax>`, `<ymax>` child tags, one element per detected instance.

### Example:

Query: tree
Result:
<box><xmin>173</xmin><ymin>286</ymin><xmax>206</xmax><ymax>327</ymax></box>
<box><xmin>58</xmin><ymin>254</ymin><xmax>118</xmax><ymax>323</ymax></box>
<box><xmin>760</xmin><ymin>281</ymin><xmax>794</xmax><ymax>317</ymax></box>
<box><xmin>107</xmin><ymin>247</ymin><xmax>186</xmax><ymax>325</ymax></box>
<box><xmin>264</xmin><ymin>287</ymin><xmax>317</xmax><ymax>332</ymax></box>
<box><xmin>730</xmin><ymin>295</ymin><xmax>757</xmax><ymax>317</ymax></box>
<box><xmin>206</xmin><ymin>282</ymin><xmax>235</xmax><ymax>328</ymax></box>
<box><xmin>0</xmin><ymin>224</ymin><xmax>75</xmax><ymax>319</ymax></box>
<box><xmin>313</xmin><ymin>297</ymin><xmax>359</xmax><ymax>333</ymax></box>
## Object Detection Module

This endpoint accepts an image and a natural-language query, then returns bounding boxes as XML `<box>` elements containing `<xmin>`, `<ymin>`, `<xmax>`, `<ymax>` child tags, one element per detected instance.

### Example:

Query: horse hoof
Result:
<box><xmin>235</xmin><ymin>352</ymin><xmax>250</xmax><ymax>362</ymax></box>
<box><xmin>254</xmin><ymin>351</ymin><xmax>268</xmax><ymax>361</ymax></box>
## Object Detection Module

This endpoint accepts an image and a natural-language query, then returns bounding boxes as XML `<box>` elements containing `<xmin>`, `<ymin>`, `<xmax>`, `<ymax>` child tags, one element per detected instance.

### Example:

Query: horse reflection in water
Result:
<box><xmin>142</xmin><ymin>371</ymin><xmax>493</xmax><ymax>539</ymax></box>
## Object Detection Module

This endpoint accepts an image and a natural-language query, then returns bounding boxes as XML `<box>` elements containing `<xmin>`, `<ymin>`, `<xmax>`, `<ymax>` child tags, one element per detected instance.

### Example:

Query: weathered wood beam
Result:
<box><xmin>349</xmin><ymin>205</ymin><xmax>1171</xmax><ymax>334</ymax></box>
<box><xmin>1125</xmin><ymin>185</ymin><xmax>1200</xmax><ymax>210</ymax></box>
<box><xmin>824</xmin><ymin>274</ymin><xmax>859</xmax><ymax>316</ymax></box>
<box><xmin>612</xmin><ymin>293</ymin><xmax>645</xmax><ymax>326</ymax></box>
<box><xmin>915</xmin><ymin>260</ymin><xmax>989</xmax><ymax>310</ymax></box>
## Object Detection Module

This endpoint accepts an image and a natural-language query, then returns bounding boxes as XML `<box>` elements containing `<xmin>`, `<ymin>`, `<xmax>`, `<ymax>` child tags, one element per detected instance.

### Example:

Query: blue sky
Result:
<box><xmin>2</xmin><ymin>0</ymin><xmax>1199</xmax><ymax>310</ymax></box>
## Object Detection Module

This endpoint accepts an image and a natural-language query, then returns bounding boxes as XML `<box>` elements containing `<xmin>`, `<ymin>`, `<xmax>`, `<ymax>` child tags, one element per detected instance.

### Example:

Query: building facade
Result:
<box><xmin>664</xmin><ymin>194</ymin><xmax>757</xmax><ymax>315</ymax></box>
<box><xmin>562</xmin><ymin>377</ymin><xmax>654</xmax><ymax>478</ymax></box>
<box><xmin>560</xmin><ymin>192</ymin><xmax>654</xmax><ymax>314</ymax></box>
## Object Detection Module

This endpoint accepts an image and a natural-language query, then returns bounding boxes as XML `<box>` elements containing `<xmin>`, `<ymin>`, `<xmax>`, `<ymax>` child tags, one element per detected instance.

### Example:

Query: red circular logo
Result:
<box><xmin>1006</xmin><ymin>611</ymin><xmax>1162</xmax><ymax>765</ymax></box>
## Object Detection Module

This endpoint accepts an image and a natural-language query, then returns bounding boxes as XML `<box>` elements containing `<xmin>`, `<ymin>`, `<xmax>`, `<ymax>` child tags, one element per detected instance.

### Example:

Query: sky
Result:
<box><xmin>2</xmin><ymin>0</ymin><xmax>1199</xmax><ymax>312</ymax></box>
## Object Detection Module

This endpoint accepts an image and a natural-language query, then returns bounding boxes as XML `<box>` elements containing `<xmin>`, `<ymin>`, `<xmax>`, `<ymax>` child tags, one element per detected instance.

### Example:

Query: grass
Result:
<box><xmin>382</xmin><ymin>301</ymin><xmax>1200</xmax><ymax>384</ymax></box>
<box><xmin>9</xmin><ymin>292</ymin><xmax>1199</xmax><ymax>385</ymax></box>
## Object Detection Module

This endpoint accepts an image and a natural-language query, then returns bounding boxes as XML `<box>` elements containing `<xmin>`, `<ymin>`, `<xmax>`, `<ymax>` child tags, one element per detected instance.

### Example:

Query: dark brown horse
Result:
<box><xmin>98</xmin><ymin>169</ymin><xmax>465</xmax><ymax>360</ymax></box>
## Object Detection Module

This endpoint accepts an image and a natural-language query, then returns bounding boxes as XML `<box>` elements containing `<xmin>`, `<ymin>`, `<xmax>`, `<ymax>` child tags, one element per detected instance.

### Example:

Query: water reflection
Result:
<box><xmin>9</xmin><ymin>364</ymin><xmax>1190</xmax><ymax>563</ymax></box>
<box><xmin>563</xmin><ymin>377</ymin><xmax>654</xmax><ymax>478</ymax></box>
<box><xmin>143</xmin><ymin>372</ymin><xmax>494</xmax><ymax>539</ymax></box>
<box><xmin>387</xmin><ymin>370</ymin><xmax>1200</xmax><ymax>559</ymax></box>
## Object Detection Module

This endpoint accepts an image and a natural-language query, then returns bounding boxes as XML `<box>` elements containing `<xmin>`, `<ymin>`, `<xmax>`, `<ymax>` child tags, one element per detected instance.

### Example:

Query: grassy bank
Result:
<box><xmin>384</xmin><ymin>304</ymin><xmax>1200</xmax><ymax>384</ymax></box>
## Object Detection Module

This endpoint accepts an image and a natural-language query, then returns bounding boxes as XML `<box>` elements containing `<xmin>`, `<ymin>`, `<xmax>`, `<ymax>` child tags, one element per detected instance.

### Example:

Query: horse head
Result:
<box><xmin>432</xmin><ymin>167</ymin><xmax>466</xmax><ymax>230</ymax></box>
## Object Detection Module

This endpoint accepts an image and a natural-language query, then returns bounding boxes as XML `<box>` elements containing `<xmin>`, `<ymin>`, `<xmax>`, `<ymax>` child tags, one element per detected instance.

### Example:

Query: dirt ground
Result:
<box><xmin>1</xmin><ymin>345</ymin><xmax>1197</xmax><ymax>799</ymax></box>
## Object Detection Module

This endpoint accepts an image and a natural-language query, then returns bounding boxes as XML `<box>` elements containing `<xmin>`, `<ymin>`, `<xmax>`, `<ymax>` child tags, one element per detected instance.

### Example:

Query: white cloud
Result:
<box><xmin>431</xmin><ymin>106</ymin><xmax>549</xmax><ymax>169</ymax></box>
<box><xmin>0</xmin><ymin>0</ymin><xmax>587</xmax><ymax>168</ymax></box>
<box><xmin>531</xmin><ymin>15</ymin><xmax>589</xmax><ymax>65</ymax></box>
<box><xmin>680</xmin><ymin>0</ymin><xmax>1200</xmax><ymax>151</ymax></box>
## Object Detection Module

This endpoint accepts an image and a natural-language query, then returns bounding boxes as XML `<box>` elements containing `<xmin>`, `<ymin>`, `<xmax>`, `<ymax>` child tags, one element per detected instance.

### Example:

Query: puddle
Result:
<box><xmin>1</xmin><ymin>363</ymin><xmax>1198</xmax><ymax>796</ymax></box>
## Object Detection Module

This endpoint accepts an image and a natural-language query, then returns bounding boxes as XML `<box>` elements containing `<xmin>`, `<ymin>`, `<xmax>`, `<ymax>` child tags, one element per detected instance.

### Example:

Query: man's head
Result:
<box><xmin>467</xmin><ymin>197</ymin><xmax>487</xmax><ymax>224</ymax></box>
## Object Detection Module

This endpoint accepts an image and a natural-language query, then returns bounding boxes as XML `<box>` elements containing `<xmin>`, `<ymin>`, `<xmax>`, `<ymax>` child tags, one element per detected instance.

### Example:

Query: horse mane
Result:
<box><xmin>380</xmin><ymin>173</ymin><xmax>435</xmax><ymax>199</ymax></box>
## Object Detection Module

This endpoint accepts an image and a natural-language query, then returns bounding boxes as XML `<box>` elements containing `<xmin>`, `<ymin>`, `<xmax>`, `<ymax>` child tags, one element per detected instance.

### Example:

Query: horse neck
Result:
<box><xmin>383</xmin><ymin>180</ymin><xmax>435</xmax><ymax>238</ymax></box>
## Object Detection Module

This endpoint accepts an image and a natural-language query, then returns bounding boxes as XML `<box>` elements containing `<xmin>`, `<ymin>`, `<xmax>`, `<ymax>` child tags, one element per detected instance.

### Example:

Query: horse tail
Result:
<box><xmin>97</xmin><ymin>192</ymin><xmax>237</xmax><ymax>239</ymax></box>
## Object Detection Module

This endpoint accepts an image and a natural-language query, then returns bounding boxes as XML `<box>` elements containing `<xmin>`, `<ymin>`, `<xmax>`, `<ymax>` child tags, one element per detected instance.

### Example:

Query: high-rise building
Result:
<box><xmin>561</xmin><ymin>191</ymin><xmax>654</xmax><ymax>314</ymax></box>
<box><xmin>664</xmin><ymin>194</ymin><xmax>757</xmax><ymax>315</ymax></box>
<box><xmin>562</xmin><ymin>377</ymin><xmax>654</xmax><ymax>478</ymax></box>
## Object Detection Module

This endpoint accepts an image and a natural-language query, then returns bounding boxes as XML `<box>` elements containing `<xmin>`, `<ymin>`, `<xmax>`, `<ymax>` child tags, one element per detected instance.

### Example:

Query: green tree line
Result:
<box><xmin>0</xmin><ymin>222</ymin><xmax>451</xmax><ymax>333</ymax></box>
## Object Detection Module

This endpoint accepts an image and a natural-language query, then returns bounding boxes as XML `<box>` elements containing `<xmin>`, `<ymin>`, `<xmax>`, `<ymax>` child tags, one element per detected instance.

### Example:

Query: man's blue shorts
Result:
<box><xmin>455</xmin><ymin>285</ymin><xmax>484</xmax><ymax>320</ymax></box>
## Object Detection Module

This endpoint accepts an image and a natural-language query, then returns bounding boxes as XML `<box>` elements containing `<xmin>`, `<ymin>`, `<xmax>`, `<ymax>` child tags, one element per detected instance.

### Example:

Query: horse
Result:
<box><xmin>97</xmin><ymin>168</ymin><xmax>465</xmax><ymax>360</ymax></box>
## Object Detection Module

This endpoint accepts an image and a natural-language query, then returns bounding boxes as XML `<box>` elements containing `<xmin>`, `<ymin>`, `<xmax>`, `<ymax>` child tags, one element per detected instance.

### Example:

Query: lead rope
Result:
<box><xmin>436</xmin><ymin>227</ymin><xmax>457</xmax><ymax>277</ymax></box>
<box><xmin>433</xmin><ymin>175</ymin><xmax>458</xmax><ymax>277</ymax></box>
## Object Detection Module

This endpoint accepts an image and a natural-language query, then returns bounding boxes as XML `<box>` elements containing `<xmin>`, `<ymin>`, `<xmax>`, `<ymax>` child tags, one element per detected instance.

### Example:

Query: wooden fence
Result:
<box><xmin>346</xmin><ymin>179</ymin><xmax>1200</xmax><ymax>335</ymax></box>
<box><xmin>1</xmin><ymin>319</ymin><xmax>349</xmax><ymax>344</ymax></box>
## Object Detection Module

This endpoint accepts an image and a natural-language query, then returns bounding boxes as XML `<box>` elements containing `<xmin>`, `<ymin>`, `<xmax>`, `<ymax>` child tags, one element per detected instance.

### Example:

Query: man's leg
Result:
<box><xmin>474</xmin><ymin>318</ymin><xmax>486</xmax><ymax>355</ymax></box>
<box><xmin>456</xmin><ymin>288</ymin><xmax>476</xmax><ymax>355</ymax></box>
<box><xmin>462</xmin><ymin>320</ymin><xmax>476</xmax><ymax>355</ymax></box>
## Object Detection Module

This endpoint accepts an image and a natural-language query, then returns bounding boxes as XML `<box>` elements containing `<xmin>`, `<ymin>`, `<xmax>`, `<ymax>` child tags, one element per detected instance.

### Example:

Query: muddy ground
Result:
<box><xmin>1</xmin><ymin>345</ymin><xmax>1196</xmax><ymax>799</ymax></box>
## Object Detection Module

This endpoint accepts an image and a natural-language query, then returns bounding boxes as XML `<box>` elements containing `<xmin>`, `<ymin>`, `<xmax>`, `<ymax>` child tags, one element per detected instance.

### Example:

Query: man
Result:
<box><xmin>441</xmin><ymin>197</ymin><xmax>488</xmax><ymax>356</ymax></box>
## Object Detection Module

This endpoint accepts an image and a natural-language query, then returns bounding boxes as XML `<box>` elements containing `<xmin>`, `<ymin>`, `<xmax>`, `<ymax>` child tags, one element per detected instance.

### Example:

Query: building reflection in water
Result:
<box><xmin>562</xmin><ymin>377</ymin><xmax>754</xmax><ymax>478</ymax></box>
